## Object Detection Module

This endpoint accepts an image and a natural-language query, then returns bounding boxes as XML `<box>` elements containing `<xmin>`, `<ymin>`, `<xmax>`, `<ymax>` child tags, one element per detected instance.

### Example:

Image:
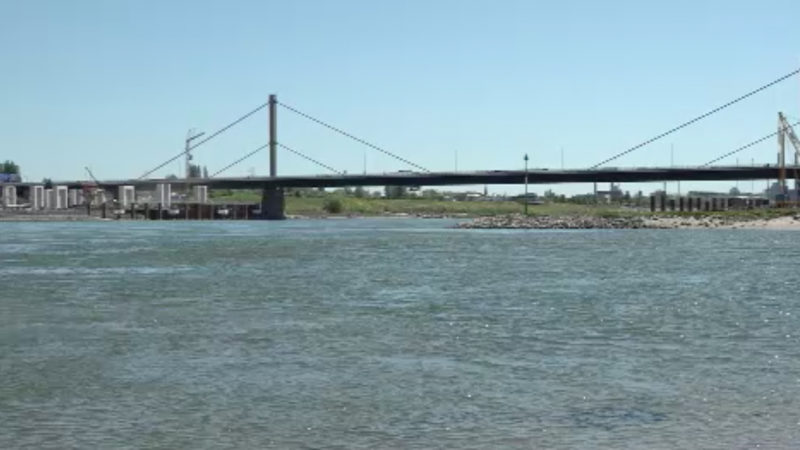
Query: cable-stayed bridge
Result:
<box><xmin>3</xmin><ymin>68</ymin><xmax>800</xmax><ymax>219</ymax></box>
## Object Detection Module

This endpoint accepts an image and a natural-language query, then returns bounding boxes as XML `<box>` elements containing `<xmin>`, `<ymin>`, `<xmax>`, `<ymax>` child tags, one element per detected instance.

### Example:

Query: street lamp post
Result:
<box><xmin>524</xmin><ymin>153</ymin><xmax>529</xmax><ymax>215</ymax></box>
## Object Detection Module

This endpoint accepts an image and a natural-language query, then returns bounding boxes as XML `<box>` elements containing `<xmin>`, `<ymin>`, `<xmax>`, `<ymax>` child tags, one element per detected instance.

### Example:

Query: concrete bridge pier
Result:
<box><xmin>261</xmin><ymin>187</ymin><xmax>285</xmax><ymax>220</ymax></box>
<box><xmin>2</xmin><ymin>185</ymin><xmax>17</xmax><ymax>207</ymax></box>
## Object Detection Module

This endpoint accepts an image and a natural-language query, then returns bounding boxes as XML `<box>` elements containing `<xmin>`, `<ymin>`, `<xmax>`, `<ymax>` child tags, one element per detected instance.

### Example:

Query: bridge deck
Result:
<box><xmin>4</xmin><ymin>166</ymin><xmax>796</xmax><ymax>190</ymax></box>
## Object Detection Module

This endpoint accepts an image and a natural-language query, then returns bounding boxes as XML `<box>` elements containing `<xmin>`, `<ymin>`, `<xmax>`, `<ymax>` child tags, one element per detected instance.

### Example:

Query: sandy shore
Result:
<box><xmin>644</xmin><ymin>215</ymin><xmax>800</xmax><ymax>229</ymax></box>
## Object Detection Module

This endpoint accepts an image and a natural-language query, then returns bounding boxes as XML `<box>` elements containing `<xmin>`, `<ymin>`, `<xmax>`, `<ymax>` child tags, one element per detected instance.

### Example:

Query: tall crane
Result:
<box><xmin>84</xmin><ymin>166</ymin><xmax>100</xmax><ymax>184</ymax></box>
<box><xmin>778</xmin><ymin>112</ymin><xmax>800</xmax><ymax>203</ymax></box>
<box><xmin>84</xmin><ymin>166</ymin><xmax>102</xmax><ymax>205</ymax></box>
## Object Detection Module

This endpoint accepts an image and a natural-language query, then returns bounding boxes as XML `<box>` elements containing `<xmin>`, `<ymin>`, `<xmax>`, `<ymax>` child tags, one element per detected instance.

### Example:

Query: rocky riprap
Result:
<box><xmin>456</xmin><ymin>214</ymin><xmax>651</xmax><ymax>229</ymax></box>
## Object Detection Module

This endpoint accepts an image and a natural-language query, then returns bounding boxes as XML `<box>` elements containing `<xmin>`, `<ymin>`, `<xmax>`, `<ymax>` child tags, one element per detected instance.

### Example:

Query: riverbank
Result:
<box><xmin>456</xmin><ymin>213</ymin><xmax>800</xmax><ymax>230</ymax></box>
<box><xmin>5</xmin><ymin>197</ymin><xmax>800</xmax><ymax>228</ymax></box>
<box><xmin>0</xmin><ymin>211</ymin><xmax>108</xmax><ymax>222</ymax></box>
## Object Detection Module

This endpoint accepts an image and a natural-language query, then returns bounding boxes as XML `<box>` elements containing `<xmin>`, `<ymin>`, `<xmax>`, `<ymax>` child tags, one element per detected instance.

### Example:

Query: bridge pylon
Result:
<box><xmin>261</xmin><ymin>93</ymin><xmax>285</xmax><ymax>219</ymax></box>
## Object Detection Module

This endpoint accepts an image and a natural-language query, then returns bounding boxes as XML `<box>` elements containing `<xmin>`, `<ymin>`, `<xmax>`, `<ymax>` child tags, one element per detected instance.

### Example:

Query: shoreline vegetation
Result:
<box><xmin>2</xmin><ymin>194</ymin><xmax>800</xmax><ymax>228</ymax></box>
<box><xmin>237</xmin><ymin>193</ymin><xmax>800</xmax><ymax>228</ymax></box>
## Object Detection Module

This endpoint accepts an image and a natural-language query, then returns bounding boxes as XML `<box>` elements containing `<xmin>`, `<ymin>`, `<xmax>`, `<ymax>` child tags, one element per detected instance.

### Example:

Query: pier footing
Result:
<box><xmin>261</xmin><ymin>187</ymin><xmax>286</xmax><ymax>220</ymax></box>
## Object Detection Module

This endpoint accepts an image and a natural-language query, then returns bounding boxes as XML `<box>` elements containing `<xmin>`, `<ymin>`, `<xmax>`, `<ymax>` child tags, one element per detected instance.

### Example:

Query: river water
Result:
<box><xmin>1</xmin><ymin>219</ymin><xmax>799</xmax><ymax>449</ymax></box>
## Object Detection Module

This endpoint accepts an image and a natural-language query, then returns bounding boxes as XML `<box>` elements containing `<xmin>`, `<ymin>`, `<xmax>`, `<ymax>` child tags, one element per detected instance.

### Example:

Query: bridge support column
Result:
<box><xmin>649</xmin><ymin>195</ymin><xmax>655</xmax><ymax>212</ymax></box>
<box><xmin>261</xmin><ymin>187</ymin><xmax>285</xmax><ymax>220</ymax></box>
<box><xmin>68</xmin><ymin>189</ymin><xmax>80</xmax><ymax>207</ymax></box>
<box><xmin>156</xmin><ymin>184</ymin><xmax>171</xmax><ymax>208</ymax></box>
<box><xmin>2</xmin><ymin>185</ymin><xmax>17</xmax><ymax>208</ymax></box>
<box><xmin>45</xmin><ymin>188</ymin><xmax>54</xmax><ymax>209</ymax></box>
<box><xmin>55</xmin><ymin>186</ymin><xmax>68</xmax><ymax>209</ymax></box>
<box><xmin>118</xmin><ymin>186</ymin><xmax>135</xmax><ymax>209</ymax></box>
<box><xmin>193</xmin><ymin>185</ymin><xmax>208</xmax><ymax>204</ymax></box>
<box><xmin>32</xmin><ymin>185</ymin><xmax>45</xmax><ymax>209</ymax></box>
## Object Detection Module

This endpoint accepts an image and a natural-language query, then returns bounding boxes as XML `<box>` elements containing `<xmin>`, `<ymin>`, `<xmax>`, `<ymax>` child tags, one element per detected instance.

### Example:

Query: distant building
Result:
<box><xmin>595</xmin><ymin>183</ymin><xmax>623</xmax><ymax>202</ymax></box>
<box><xmin>0</xmin><ymin>173</ymin><xmax>21</xmax><ymax>183</ymax></box>
<box><xmin>766</xmin><ymin>182</ymin><xmax>800</xmax><ymax>202</ymax></box>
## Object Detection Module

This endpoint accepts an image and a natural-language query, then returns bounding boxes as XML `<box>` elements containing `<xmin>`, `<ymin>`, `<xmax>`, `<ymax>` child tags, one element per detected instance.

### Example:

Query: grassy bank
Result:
<box><xmin>210</xmin><ymin>191</ymin><xmax>800</xmax><ymax>219</ymax></box>
<box><xmin>210</xmin><ymin>190</ymin><xmax>642</xmax><ymax>217</ymax></box>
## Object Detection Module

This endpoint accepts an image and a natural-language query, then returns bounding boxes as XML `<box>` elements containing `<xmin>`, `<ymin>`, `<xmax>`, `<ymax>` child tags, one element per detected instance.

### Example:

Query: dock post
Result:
<box><xmin>102</xmin><ymin>202</ymin><xmax>107</xmax><ymax>219</ymax></box>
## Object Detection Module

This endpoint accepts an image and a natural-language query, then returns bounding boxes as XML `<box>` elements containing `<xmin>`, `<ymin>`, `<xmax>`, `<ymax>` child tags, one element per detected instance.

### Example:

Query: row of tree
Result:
<box><xmin>1</xmin><ymin>160</ymin><xmax>19</xmax><ymax>175</ymax></box>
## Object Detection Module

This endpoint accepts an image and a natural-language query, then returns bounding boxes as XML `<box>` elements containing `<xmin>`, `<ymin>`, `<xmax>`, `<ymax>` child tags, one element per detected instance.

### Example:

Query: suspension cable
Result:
<box><xmin>592</xmin><ymin>67</ymin><xmax>800</xmax><ymax>169</ymax></box>
<box><xmin>702</xmin><ymin>120</ymin><xmax>800</xmax><ymax>166</ymax></box>
<box><xmin>277</xmin><ymin>101</ymin><xmax>429</xmax><ymax>172</ymax></box>
<box><xmin>139</xmin><ymin>100</ymin><xmax>270</xmax><ymax>179</ymax></box>
<box><xmin>277</xmin><ymin>143</ymin><xmax>343</xmax><ymax>174</ymax></box>
<box><xmin>211</xmin><ymin>144</ymin><xmax>269</xmax><ymax>178</ymax></box>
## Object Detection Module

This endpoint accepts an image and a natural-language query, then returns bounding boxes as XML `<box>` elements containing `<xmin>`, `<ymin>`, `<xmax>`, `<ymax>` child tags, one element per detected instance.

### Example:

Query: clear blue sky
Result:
<box><xmin>1</xmin><ymin>0</ymin><xmax>799</xmax><ymax>195</ymax></box>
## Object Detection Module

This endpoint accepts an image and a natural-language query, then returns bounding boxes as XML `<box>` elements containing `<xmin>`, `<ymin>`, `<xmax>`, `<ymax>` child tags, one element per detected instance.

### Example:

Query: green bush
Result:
<box><xmin>323</xmin><ymin>197</ymin><xmax>344</xmax><ymax>214</ymax></box>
